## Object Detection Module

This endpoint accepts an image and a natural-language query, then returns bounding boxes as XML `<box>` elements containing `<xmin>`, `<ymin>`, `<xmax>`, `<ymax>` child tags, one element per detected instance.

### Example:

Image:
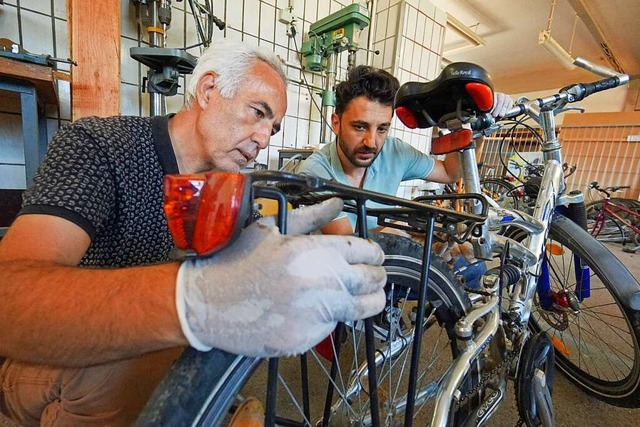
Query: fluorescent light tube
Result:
<box><xmin>539</xmin><ymin>30</ymin><xmax>576</xmax><ymax>70</ymax></box>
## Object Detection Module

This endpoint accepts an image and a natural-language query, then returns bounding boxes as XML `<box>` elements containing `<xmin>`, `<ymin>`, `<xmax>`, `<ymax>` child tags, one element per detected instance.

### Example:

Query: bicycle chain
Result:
<box><xmin>453</xmin><ymin>289</ymin><xmax>527</xmax><ymax>426</ymax></box>
<box><xmin>453</xmin><ymin>348</ymin><xmax>517</xmax><ymax>410</ymax></box>
<box><xmin>453</xmin><ymin>286</ymin><xmax>512</xmax><ymax>410</ymax></box>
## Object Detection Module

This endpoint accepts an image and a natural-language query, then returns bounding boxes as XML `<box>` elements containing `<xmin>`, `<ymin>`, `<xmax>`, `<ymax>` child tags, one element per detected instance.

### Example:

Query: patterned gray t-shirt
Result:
<box><xmin>19</xmin><ymin>115</ymin><xmax>179</xmax><ymax>268</ymax></box>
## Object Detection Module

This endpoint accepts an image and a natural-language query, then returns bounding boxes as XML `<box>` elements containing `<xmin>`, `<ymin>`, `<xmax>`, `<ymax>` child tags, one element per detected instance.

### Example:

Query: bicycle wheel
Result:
<box><xmin>480</xmin><ymin>177</ymin><xmax>520</xmax><ymax>209</ymax></box>
<box><xmin>529</xmin><ymin>214</ymin><xmax>640</xmax><ymax>408</ymax></box>
<box><xmin>586</xmin><ymin>201</ymin><xmax>626</xmax><ymax>244</ymax></box>
<box><xmin>136</xmin><ymin>232</ymin><xmax>472</xmax><ymax>426</ymax></box>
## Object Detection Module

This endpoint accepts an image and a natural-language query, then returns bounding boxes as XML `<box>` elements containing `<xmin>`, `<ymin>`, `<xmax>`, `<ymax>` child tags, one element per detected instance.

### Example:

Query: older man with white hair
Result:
<box><xmin>0</xmin><ymin>39</ymin><xmax>386</xmax><ymax>426</ymax></box>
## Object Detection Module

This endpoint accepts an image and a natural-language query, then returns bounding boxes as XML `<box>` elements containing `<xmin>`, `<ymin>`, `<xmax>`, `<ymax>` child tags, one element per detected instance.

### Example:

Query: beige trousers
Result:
<box><xmin>0</xmin><ymin>348</ymin><xmax>182</xmax><ymax>427</ymax></box>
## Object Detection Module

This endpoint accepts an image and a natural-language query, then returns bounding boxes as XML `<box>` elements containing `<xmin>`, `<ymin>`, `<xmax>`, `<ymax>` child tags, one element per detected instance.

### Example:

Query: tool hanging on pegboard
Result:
<box><xmin>0</xmin><ymin>38</ymin><xmax>77</xmax><ymax>68</ymax></box>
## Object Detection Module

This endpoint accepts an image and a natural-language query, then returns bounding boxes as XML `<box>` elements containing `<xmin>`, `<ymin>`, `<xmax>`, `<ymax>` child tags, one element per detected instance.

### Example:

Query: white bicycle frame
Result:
<box><xmin>430</xmin><ymin>57</ymin><xmax>629</xmax><ymax>426</ymax></box>
<box><xmin>431</xmin><ymin>112</ymin><xmax>564</xmax><ymax>426</ymax></box>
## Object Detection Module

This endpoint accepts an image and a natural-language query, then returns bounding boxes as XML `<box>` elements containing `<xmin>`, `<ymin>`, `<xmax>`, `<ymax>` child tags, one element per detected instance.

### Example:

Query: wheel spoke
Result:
<box><xmin>529</xmin><ymin>217</ymin><xmax>640</xmax><ymax>403</ymax></box>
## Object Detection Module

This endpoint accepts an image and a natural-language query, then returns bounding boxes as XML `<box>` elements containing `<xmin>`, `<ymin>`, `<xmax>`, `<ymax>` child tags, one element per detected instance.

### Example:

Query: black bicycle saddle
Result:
<box><xmin>394</xmin><ymin>62</ymin><xmax>494</xmax><ymax>129</ymax></box>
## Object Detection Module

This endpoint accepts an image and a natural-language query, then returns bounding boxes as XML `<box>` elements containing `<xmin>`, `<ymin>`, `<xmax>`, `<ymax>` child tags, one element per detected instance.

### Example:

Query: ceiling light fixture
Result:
<box><xmin>445</xmin><ymin>13</ymin><xmax>485</xmax><ymax>53</ymax></box>
<box><xmin>442</xmin><ymin>14</ymin><xmax>485</xmax><ymax>66</ymax></box>
<box><xmin>539</xmin><ymin>30</ymin><xmax>576</xmax><ymax>70</ymax></box>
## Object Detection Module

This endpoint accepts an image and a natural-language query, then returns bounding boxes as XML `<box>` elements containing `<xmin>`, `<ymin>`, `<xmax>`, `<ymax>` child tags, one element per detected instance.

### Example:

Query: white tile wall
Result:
<box><xmin>259</xmin><ymin>3</ymin><xmax>277</xmax><ymax>42</ymax></box>
<box><xmin>120</xmin><ymin>37</ymin><xmax>140</xmax><ymax>85</ymax></box>
<box><xmin>169</xmin><ymin>9</ymin><xmax>185</xmax><ymax>46</ymax></box>
<box><xmin>20</xmin><ymin>0</ymin><xmax>51</xmax><ymax>14</ymax></box>
<box><xmin>375</xmin><ymin>9</ymin><xmax>388</xmax><ymax>41</ymax></box>
<box><xmin>19</xmin><ymin>10</ymin><xmax>54</xmax><ymax>56</ymax></box>
<box><xmin>244</xmin><ymin>0</ymin><xmax>261</xmax><ymax>37</ymax></box>
<box><xmin>54</xmin><ymin>20</ymin><xmax>70</xmax><ymax>71</ymax></box>
<box><xmin>226</xmin><ymin>2</ymin><xmax>244</xmax><ymax>32</ymax></box>
<box><xmin>121</xmin><ymin>83</ymin><xmax>141</xmax><ymax>117</ymax></box>
<box><xmin>317</xmin><ymin>1</ymin><xmax>330</xmax><ymax>22</ymax></box>
<box><xmin>303</xmin><ymin>0</ymin><xmax>317</xmax><ymax>23</ymax></box>
<box><xmin>53</xmin><ymin>0</ymin><xmax>66</xmax><ymax>19</ymax></box>
<box><xmin>0</xmin><ymin>6</ymin><xmax>20</xmax><ymax>42</ymax></box>
<box><xmin>165</xmin><ymin>87</ymin><xmax>186</xmax><ymax>113</ymax></box>
<box><xmin>121</xmin><ymin>2</ymin><xmax>139</xmax><ymax>39</ymax></box>
<box><xmin>387</xmin><ymin>3</ymin><xmax>399</xmax><ymax>38</ymax></box>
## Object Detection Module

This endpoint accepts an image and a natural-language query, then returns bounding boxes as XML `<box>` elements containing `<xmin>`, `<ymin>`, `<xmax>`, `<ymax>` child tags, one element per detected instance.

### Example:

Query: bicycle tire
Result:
<box><xmin>136</xmin><ymin>232</ymin><xmax>473</xmax><ymax>426</ymax></box>
<box><xmin>529</xmin><ymin>214</ymin><xmax>640</xmax><ymax>408</ymax></box>
<box><xmin>480</xmin><ymin>178</ymin><xmax>520</xmax><ymax>210</ymax></box>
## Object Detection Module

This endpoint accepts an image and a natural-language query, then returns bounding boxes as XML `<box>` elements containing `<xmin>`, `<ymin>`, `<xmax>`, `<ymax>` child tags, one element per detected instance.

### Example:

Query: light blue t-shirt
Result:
<box><xmin>297</xmin><ymin>136</ymin><xmax>435</xmax><ymax>230</ymax></box>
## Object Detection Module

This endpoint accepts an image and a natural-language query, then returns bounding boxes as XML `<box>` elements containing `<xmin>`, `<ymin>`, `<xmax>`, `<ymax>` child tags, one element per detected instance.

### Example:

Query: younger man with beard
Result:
<box><xmin>298</xmin><ymin>65</ymin><xmax>512</xmax><ymax>287</ymax></box>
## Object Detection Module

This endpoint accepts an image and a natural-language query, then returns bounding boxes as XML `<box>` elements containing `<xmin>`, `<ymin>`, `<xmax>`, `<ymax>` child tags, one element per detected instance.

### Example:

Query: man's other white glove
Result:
<box><xmin>175</xmin><ymin>198</ymin><xmax>387</xmax><ymax>357</ymax></box>
<box><xmin>491</xmin><ymin>92</ymin><xmax>514</xmax><ymax>118</ymax></box>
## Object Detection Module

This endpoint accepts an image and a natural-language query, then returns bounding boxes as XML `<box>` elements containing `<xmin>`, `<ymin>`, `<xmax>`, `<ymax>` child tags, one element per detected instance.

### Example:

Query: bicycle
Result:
<box><xmin>586</xmin><ymin>181</ymin><xmax>640</xmax><ymax>252</ymax></box>
<box><xmin>394</xmin><ymin>57</ymin><xmax>640</xmax><ymax>419</ymax></box>
<box><xmin>136</xmin><ymin>58</ymin><xmax>640</xmax><ymax>426</ymax></box>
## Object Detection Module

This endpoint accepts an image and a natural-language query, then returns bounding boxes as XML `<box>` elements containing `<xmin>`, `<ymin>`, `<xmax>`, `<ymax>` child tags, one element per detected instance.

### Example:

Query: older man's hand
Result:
<box><xmin>175</xmin><ymin>198</ymin><xmax>387</xmax><ymax>357</ymax></box>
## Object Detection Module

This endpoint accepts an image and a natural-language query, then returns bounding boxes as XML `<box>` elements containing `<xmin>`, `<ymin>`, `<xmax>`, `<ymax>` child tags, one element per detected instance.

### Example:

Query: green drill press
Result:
<box><xmin>300</xmin><ymin>3</ymin><xmax>370</xmax><ymax>144</ymax></box>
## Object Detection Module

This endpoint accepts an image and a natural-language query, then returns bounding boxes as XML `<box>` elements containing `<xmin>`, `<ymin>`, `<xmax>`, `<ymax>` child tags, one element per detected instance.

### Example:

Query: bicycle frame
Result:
<box><xmin>424</xmin><ymin>56</ymin><xmax>640</xmax><ymax>424</ymax></box>
<box><xmin>428</xmin><ymin>106</ymin><xmax>570</xmax><ymax>425</ymax></box>
<box><xmin>592</xmin><ymin>199</ymin><xmax>640</xmax><ymax>240</ymax></box>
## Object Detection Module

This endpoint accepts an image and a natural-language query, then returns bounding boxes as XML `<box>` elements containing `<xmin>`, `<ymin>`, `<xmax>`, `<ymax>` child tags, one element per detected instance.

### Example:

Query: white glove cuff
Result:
<box><xmin>176</xmin><ymin>261</ymin><xmax>213</xmax><ymax>352</ymax></box>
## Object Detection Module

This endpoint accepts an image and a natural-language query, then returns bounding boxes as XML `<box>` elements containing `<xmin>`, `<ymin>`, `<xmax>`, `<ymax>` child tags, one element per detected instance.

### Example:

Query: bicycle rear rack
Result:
<box><xmin>249</xmin><ymin>171</ymin><xmax>487</xmax><ymax>239</ymax></box>
<box><xmin>248</xmin><ymin>170</ymin><xmax>488</xmax><ymax>425</ymax></box>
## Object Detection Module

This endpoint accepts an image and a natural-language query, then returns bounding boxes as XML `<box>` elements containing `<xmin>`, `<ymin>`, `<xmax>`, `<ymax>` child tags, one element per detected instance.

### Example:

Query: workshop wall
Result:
<box><xmin>0</xmin><ymin>0</ymin><xmax>446</xmax><ymax>197</ymax></box>
<box><xmin>0</xmin><ymin>0</ymin><xmax>69</xmax><ymax>189</ymax></box>
<box><xmin>120</xmin><ymin>0</ymin><xmax>362</xmax><ymax>171</ymax></box>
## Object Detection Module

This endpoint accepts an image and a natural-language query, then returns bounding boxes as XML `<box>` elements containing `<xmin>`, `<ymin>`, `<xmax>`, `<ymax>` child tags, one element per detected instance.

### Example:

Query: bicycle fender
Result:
<box><xmin>552</xmin><ymin>214</ymin><xmax>640</xmax><ymax>311</ymax></box>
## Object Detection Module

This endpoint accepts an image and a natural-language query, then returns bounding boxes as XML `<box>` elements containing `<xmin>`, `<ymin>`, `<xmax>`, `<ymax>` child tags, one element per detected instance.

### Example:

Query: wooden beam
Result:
<box><xmin>68</xmin><ymin>0</ymin><xmax>121</xmax><ymax>120</ymax></box>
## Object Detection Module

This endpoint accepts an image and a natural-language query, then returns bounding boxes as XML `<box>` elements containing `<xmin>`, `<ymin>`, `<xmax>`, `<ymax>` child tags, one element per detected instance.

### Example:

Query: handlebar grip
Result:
<box><xmin>212</xmin><ymin>15</ymin><xmax>226</xmax><ymax>30</ymax></box>
<box><xmin>581</xmin><ymin>76</ymin><xmax>623</xmax><ymax>98</ymax></box>
<box><xmin>608</xmin><ymin>186</ymin><xmax>631</xmax><ymax>191</ymax></box>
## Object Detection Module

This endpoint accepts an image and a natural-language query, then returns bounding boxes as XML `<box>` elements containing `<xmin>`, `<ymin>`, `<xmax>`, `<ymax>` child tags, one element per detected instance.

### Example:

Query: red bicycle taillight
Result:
<box><xmin>431</xmin><ymin>129</ymin><xmax>473</xmax><ymax>155</ymax></box>
<box><xmin>395</xmin><ymin>105</ymin><xmax>418</xmax><ymax>129</ymax></box>
<box><xmin>164</xmin><ymin>174</ymin><xmax>207</xmax><ymax>250</ymax></box>
<box><xmin>465</xmin><ymin>82</ymin><xmax>494</xmax><ymax>111</ymax></box>
<box><xmin>192</xmin><ymin>172</ymin><xmax>247</xmax><ymax>255</ymax></box>
<box><xmin>164</xmin><ymin>172</ymin><xmax>248</xmax><ymax>256</ymax></box>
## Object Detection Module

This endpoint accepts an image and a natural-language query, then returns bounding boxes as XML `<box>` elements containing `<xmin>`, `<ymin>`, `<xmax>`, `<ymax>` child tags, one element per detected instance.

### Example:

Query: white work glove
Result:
<box><xmin>491</xmin><ymin>92</ymin><xmax>514</xmax><ymax>118</ymax></box>
<box><xmin>175</xmin><ymin>198</ymin><xmax>387</xmax><ymax>357</ymax></box>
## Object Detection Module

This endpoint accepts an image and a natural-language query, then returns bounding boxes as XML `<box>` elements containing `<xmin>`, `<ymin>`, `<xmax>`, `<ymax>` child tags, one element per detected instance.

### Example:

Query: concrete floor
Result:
<box><xmin>488</xmin><ymin>242</ymin><xmax>640</xmax><ymax>426</ymax></box>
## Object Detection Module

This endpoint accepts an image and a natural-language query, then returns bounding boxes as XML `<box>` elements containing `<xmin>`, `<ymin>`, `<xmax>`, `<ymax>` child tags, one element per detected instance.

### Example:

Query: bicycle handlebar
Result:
<box><xmin>499</xmin><ymin>57</ymin><xmax>629</xmax><ymax>120</ymax></box>
<box><xmin>589</xmin><ymin>181</ymin><xmax>630</xmax><ymax>197</ymax></box>
<box><xmin>573</xmin><ymin>57</ymin><xmax>626</xmax><ymax>79</ymax></box>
